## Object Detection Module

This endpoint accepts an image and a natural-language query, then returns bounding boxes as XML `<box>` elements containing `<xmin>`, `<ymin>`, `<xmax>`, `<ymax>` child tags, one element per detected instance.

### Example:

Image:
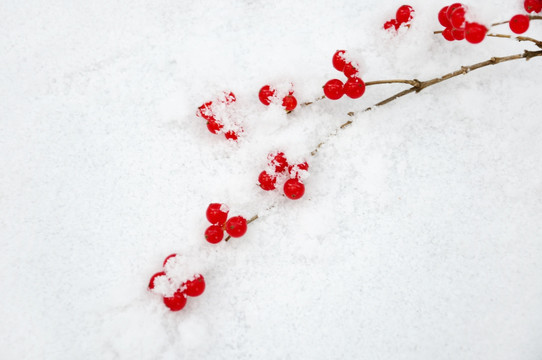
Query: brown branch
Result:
<box><xmin>310</xmin><ymin>49</ymin><xmax>542</xmax><ymax>156</ymax></box>
<box><xmin>302</xmin><ymin>95</ymin><xmax>325</xmax><ymax>106</ymax></box>
<box><xmin>487</xmin><ymin>33</ymin><xmax>542</xmax><ymax>49</ymax></box>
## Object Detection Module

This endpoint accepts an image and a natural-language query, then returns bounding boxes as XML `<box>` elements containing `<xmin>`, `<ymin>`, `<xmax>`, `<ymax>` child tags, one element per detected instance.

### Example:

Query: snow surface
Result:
<box><xmin>1</xmin><ymin>0</ymin><xmax>542</xmax><ymax>359</ymax></box>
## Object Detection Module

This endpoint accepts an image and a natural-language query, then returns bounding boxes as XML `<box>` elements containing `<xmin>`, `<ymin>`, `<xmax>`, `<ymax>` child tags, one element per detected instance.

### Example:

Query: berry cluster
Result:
<box><xmin>258</xmin><ymin>151</ymin><xmax>308</xmax><ymax>200</ymax></box>
<box><xmin>148</xmin><ymin>254</ymin><xmax>205</xmax><ymax>312</ymax></box>
<box><xmin>204</xmin><ymin>203</ymin><xmax>247</xmax><ymax>243</ymax></box>
<box><xmin>324</xmin><ymin>50</ymin><xmax>366</xmax><ymax>100</ymax></box>
<box><xmin>197</xmin><ymin>91</ymin><xmax>241</xmax><ymax>141</ymax></box>
<box><xmin>524</xmin><ymin>0</ymin><xmax>542</xmax><ymax>13</ymax></box>
<box><xmin>438</xmin><ymin>3</ymin><xmax>488</xmax><ymax>44</ymax></box>
<box><xmin>383</xmin><ymin>5</ymin><xmax>415</xmax><ymax>31</ymax></box>
<box><xmin>258</xmin><ymin>84</ymin><xmax>298</xmax><ymax>112</ymax></box>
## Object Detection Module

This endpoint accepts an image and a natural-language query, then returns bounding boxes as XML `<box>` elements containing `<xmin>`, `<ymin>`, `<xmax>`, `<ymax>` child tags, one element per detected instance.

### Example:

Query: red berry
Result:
<box><xmin>225</xmin><ymin>216</ymin><xmax>247</xmax><ymax>238</ymax></box>
<box><xmin>288</xmin><ymin>162</ymin><xmax>309</xmax><ymax>179</ymax></box>
<box><xmin>323</xmin><ymin>79</ymin><xmax>345</xmax><ymax>100</ymax></box>
<box><xmin>223</xmin><ymin>91</ymin><xmax>236</xmax><ymax>104</ymax></box>
<box><xmin>442</xmin><ymin>27</ymin><xmax>455</xmax><ymax>41</ymax></box>
<box><xmin>396</xmin><ymin>5</ymin><xmax>414</xmax><ymax>24</ymax></box>
<box><xmin>344</xmin><ymin>77</ymin><xmax>366</xmax><ymax>99</ymax></box>
<box><xmin>332</xmin><ymin>50</ymin><xmax>347</xmax><ymax>71</ymax></box>
<box><xmin>343</xmin><ymin>63</ymin><xmax>358</xmax><ymax>78</ymax></box>
<box><xmin>163</xmin><ymin>290</ymin><xmax>187</xmax><ymax>311</ymax></box>
<box><xmin>446</xmin><ymin>3</ymin><xmax>463</xmax><ymax>20</ymax></box>
<box><xmin>206</xmin><ymin>203</ymin><xmax>229</xmax><ymax>225</ymax></box>
<box><xmin>269</xmin><ymin>152</ymin><xmax>289</xmax><ymax>173</ymax></box>
<box><xmin>509</xmin><ymin>14</ymin><xmax>530</xmax><ymax>34</ymax></box>
<box><xmin>206</xmin><ymin>119</ymin><xmax>223</xmax><ymax>134</ymax></box>
<box><xmin>183</xmin><ymin>274</ymin><xmax>205</xmax><ymax>297</ymax></box>
<box><xmin>224</xmin><ymin>130</ymin><xmax>238</xmax><ymax>141</ymax></box>
<box><xmin>258</xmin><ymin>171</ymin><xmax>277</xmax><ymax>191</ymax></box>
<box><xmin>524</xmin><ymin>0</ymin><xmax>542</xmax><ymax>13</ymax></box>
<box><xmin>283</xmin><ymin>178</ymin><xmax>305</xmax><ymax>200</ymax></box>
<box><xmin>384</xmin><ymin>19</ymin><xmax>399</xmax><ymax>31</ymax></box>
<box><xmin>438</xmin><ymin>6</ymin><xmax>452</xmax><ymax>28</ymax></box>
<box><xmin>450</xmin><ymin>6</ymin><xmax>466</xmax><ymax>29</ymax></box>
<box><xmin>465</xmin><ymin>22</ymin><xmax>487</xmax><ymax>44</ymax></box>
<box><xmin>282</xmin><ymin>95</ymin><xmax>297</xmax><ymax>112</ymax></box>
<box><xmin>149</xmin><ymin>271</ymin><xmax>167</xmax><ymax>289</ymax></box>
<box><xmin>205</xmin><ymin>224</ymin><xmax>224</xmax><ymax>244</ymax></box>
<box><xmin>197</xmin><ymin>101</ymin><xmax>214</xmax><ymax>121</ymax></box>
<box><xmin>452</xmin><ymin>28</ymin><xmax>465</xmax><ymax>41</ymax></box>
<box><xmin>163</xmin><ymin>254</ymin><xmax>177</xmax><ymax>267</ymax></box>
<box><xmin>259</xmin><ymin>85</ymin><xmax>275</xmax><ymax>105</ymax></box>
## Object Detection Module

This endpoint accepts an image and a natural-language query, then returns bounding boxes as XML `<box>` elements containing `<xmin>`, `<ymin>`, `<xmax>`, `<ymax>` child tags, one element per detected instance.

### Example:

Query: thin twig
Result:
<box><xmin>302</xmin><ymin>95</ymin><xmax>325</xmax><ymax>106</ymax></box>
<box><xmin>487</xmin><ymin>33</ymin><xmax>542</xmax><ymax>49</ymax></box>
<box><xmin>365</xmin><ymin>79</ymin><xmax>422</xmax><ymax>87</ymax></box>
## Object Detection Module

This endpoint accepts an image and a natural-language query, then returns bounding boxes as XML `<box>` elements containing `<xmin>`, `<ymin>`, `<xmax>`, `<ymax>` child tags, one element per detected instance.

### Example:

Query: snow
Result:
<box><xmin>1</xmin><ymin>0</ymin><xmax>542</xmax><ymax>359</ymax></box>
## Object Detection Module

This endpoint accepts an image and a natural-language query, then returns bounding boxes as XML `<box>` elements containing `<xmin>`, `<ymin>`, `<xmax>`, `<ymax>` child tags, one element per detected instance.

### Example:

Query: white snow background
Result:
<box><xmin>1</xmin><ymin>0</ymin><xmax>542</xmax><ymax>359</ymax></box>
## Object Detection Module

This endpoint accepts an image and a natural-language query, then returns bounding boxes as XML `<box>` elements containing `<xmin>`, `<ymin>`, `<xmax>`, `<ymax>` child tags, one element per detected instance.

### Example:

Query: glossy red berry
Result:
<box><xmin>396</xmin><ymin>5</ymin><xmax>414</xmax><ymax>24</ymax></box>
<box><xmin>149</xmin><ymin>271</ymin><xmax>167</xmax><ymax>289</ymax></box>
<box><xmin>206</xmin><ymin>203</ymin><xmax>229</xmax><ymax>225</ymax></box>
<box><xmin>384</xmin><ymin>19</ymin><xmax>399</xmax><ymax>30</ymax></box>
<box><xmin>323</xmin><ymin>79</ymin><xmax>345</xmax><ymax>100</ymax></box>
<box><xmin>269</xmin><ymin>152</ymin><xmax>288</xmax><ymax>173</ymax></box>
<box><xmin>224</xmin><ymin>130</ymin><xmax>238</xmax><ymax>141</ymax></box>
<box><xmin>442</xmin><ymin>27</ymin><xmax>455</xmax><ymax>41</ymax></box>
<box><xmin>446</xmin><ymin>3</ymin><xmax>464</xmax><ymax>20</ymax></box>
<box><xmin>332</xmin><ymin>50</ymin><xmax>347</xmax><ymax>71</ymax></box>
<box><xmin>288</xmin><ymin>162</ymin><xmax>309</xmax><ymax>179</ymax></box>
<box><xmin>259</xmin><ymin>85</ymin><xmax>275</xmax><ymax>105</ymax></box>
<box><xmin>258</xmin><ymin>171</ymin><xmax>277</xmax><ymax>191</ymax></box>
<box><xmin>205</xmin><ymin>224</ymin><xmax>224</xmax><ymax>244</ymax></box>
<box><xmin>465</xmin><ymin>22</ymin><xmax>487</xmax><ymax>44</ymax></box>
<box><xmin>163</xmin><ymin>290</ymin><xmax>187</xmax><ymax>311</ymax></box>
<box><xmin>509</xmin><ymin>14</ymin><xmax>530</xmax><ymax>34</ymax></box>
<box><xmin>284</xmin><ymin>178</ymin><xmax>305</xmax><ymax>200</ymax></box>
<box><xmin>197</xmin><ymin>101</ymin><xmax>214</xmax><ymax>121</ymax></box>
<box><xmin>225</xmin><ymin>216</ymin><xmax>248</xmax><ymax>238</ymax></box>
<box><xmin>343</xmin><ymin>63</ymin><xmax>358</xmax><ymax>78</ymax></box>
<box><xmin>450</xmin><ymin>6</ymin><xmax>466</xmax><ymax>28</ymax></box>
<box><xmin>223</xmin><ymin>91</ymin><xmax>236</xmax><ymax>104</ymax></box>
<box><xmin>206</xmin><ymin>119</ymin><xmax>223</xmax><ymax>134</ymax></box>
<box><xmin>282</xmin><ymin>95</ymin><xmax>297</xmax><ymax>112</ymax></box>
<box><xmin>344</xmin><ymin>77</ymin><xmax>366</xmax><ymax>99</ymax></box>
<box><xmin>438</xmin><ymin>6</ymin><xmax>452</xmax><ymax>28</ymax></box>
<box><xmin>524</xmin><ymin>0</ymin><xmax>542</xmax><ymax>13</ymax></box>
<box><xmin>183</xmin><ymin>275</ymin><xmax>205</xmax><ymax>297</ymax></box>
<box><xmin>452</xmin><ymin>28</ymin><xmax>465</xmax><ymax>41</ymax></box>
<box><xmin>163</xmin><ymin>254</ymin><xmax>177</xmax><ymax>267</ymax></box>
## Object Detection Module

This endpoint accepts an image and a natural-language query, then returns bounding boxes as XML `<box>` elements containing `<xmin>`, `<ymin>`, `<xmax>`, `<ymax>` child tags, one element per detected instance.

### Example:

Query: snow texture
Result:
<box><xmin>1</xmin><ymin>0</ymin><xmax>542</xmax><ymax>359</ymax></box>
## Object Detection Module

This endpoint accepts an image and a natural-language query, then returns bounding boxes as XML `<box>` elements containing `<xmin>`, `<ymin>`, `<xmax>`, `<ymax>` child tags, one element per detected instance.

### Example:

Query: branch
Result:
<box><xmin>311</xmin><ymin>49</ymin><xmax>542</xmax><ymax>155</ymax></box>
<box><xmin>487</xmin><ymin>33</ymin><xmax>542</xmax><ymax>49</ymax></box>
<box><xmin>229</xmin><ymin>49</ymin><xmax>542</xmax><ymax>240</ymax></box>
